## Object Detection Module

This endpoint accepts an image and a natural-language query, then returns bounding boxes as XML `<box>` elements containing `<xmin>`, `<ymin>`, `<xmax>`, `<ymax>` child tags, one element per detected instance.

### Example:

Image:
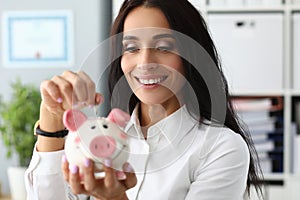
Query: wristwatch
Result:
<box><xmin>34</xmin><ymin>120</ymin><xmax>69</xmax><ymax>138</ymax></box>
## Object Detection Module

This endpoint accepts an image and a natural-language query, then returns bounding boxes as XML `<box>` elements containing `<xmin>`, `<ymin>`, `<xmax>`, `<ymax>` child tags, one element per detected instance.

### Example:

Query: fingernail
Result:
<box><xmin>117</xmin><ymin>171</ymin><xmax>127</xmax><ymax>180</ymax></box>
<box><xmin>62</xmin><ymin>155</ymin><xmax>67</xmax><ymax>163</ymax></box>
<box><xmin>104</xmin><ymin>159</ymin><xmax>112</xmax><ymax>167</ymax></box>
<box><xmin>96</xmin><ymin>95</ymin><xmax>104</xmax><ymax>104</ymax></box>
<box><xmin>69</xmin><ymin>164</ymin><xmax>78</xmax><ymax>174</ymax></box>
<box><xmin>72</xmin><ymin>104</ymin><xmax>80</xmax><ymax>109</ymax></box>
<box><xmin>80</xmin><ymin>101</ymin><xmax>87</xmax><ymax>105</ymax></box>
<box><xmin>124</xmin><ymin>163</ymin><xmax>133</xmax><ymax>173</ymax></box>
<box><xmin>72</xmin><ymin>103</ymin><xmax>85</xmax><ymax>109</ymax></box>
<box><xmin>57</xmin><ymin>97</ymin><xmax>63</xmax><ymax>103</ymax></box>
<box><xmin>84</xmin><ymin>158</ymin><xmax>90</xmax><ymax>167</ymax></box>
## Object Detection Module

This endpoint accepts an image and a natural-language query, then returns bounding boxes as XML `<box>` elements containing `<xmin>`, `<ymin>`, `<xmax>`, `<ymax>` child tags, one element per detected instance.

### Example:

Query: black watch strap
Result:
<box><xmin>34</xmin><ymin>120</ymin><xmax>68</xmax><ymax>138</ymax></box>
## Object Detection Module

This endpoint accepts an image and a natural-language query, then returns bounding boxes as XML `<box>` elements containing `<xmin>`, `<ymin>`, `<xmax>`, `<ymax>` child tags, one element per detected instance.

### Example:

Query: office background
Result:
<box><xmin>1</xmin><ymin>0</ymin><xmax>300</xmax><ymax>199</ymax></box>
<box><xmin>0</xmin><ymin>0</ymin><xmax>111</xmax><ymax>197</ymax></box>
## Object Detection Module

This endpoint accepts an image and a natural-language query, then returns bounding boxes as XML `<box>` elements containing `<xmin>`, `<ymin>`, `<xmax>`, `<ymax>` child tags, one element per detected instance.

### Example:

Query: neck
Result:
<box><xmin>139</xmin><ymin>95</ymin><xmax>182</xmax><ymax>138</ymax></box>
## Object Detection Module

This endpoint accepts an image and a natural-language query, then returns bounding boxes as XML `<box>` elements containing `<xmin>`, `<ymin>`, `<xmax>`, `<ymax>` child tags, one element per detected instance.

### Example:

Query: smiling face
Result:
<box><xmin>121</xmin><ymin>7</ymin><xmax>186</xmax><ymax>108</ymax></box>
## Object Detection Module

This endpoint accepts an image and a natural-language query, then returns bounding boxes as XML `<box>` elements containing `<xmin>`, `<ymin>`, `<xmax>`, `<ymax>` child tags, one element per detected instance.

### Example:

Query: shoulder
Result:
<box><xmin>186</xmin><ymin>126</ymin><xmax>250</xmax><ymax>198</ymax></box>
<box><xmin>196</xmin><ymin>125</ymin><xmax>250</xmax><ymax>163</ymax></box>
<box><xmin>188</xmin><ymin>126</ymin><xmax>250</xmax><ymax>182</ymax></box>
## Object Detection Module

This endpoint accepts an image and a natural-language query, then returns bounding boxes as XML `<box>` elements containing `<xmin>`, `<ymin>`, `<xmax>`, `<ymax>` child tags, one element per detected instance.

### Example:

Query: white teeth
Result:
<box><xmin>138</xmin><ymin>77</ymin><xmax>166</xmax><ymax>85</ymax></box>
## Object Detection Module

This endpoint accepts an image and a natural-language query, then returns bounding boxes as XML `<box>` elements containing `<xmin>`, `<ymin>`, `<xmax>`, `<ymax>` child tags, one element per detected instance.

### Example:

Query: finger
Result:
<box><xmin>68</xmin><ymin>164</ymin><xmax>85</xmax><ymax>194</ymax></box>
<box><xmin>123</xmin><ymin>163</ymin><xmax>137</xmax><ymax>189</ymax></box>
<box><xmin>51</xmin><ymin>75</ymin><xmax>74</xmax><ymax>107</ymax></box>
<box><xmin>82</xmin><ymin>158</ymin><xmax>98</xmax><ymax>193</ymax></box>
<box><xmin>62</xmin><ymin>71</ymin><xmax>87</xmax><ymax>104</ymax></box>
<box><xmin>102</xmin><ymin>159</ymin><xmax>118</xmax><ymax>188</ymax></box>
<box><xmin>78</xmin><ymin>71</ymin><xmax>96</xmax><ymax>106</ymax></box>
<box><xmin>95</xmin><ymin>93</ymin><xmax>104</xmax><ymax>105</ymax></box>
<box><xmin>40</xmin><ymin>80</ymin><xmax>63</xmax><ymax>105</ymax></box>
<box><xmin>61</xmin><ymin>155</ymin><xmax>70</xmax><ymax>182</ymax></box>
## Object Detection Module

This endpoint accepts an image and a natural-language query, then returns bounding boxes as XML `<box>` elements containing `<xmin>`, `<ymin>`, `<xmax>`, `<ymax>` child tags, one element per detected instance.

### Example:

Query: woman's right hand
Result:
<box><xmin>40</xmin><ymin>70</ymin><xmax>102</xmax><ymax>117</ymax></box>
<box><xmin>37</xmin><ymin>70</ymin><xmax>103</xmax><ymax>152</ymax></box>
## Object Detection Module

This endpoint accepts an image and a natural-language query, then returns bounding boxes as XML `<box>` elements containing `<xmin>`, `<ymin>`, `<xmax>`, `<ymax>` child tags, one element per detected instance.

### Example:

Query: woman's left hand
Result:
<box><xmin>62</xmin><ymin>157</ymin><xmax>137</xmax><ymax>200</ymax></box>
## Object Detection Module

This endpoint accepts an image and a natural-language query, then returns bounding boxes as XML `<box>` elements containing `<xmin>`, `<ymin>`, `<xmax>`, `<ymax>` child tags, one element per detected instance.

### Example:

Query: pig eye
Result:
<box><xmin>102</xmin><ymin>124</ymin><xmax>108</xmax><ymax>129</ymax></box>
<box><xmin>91</xmin><ymin>125</ymin><xmax>96</xmax><ymax>129</ymax></box>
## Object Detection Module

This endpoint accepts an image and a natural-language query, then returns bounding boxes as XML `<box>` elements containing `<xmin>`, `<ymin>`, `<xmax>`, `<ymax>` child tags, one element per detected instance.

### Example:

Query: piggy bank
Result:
<box><xmin>63</xmin><ymin>108</ymin><xmax>130</xmax><ymax>177</ymax></box>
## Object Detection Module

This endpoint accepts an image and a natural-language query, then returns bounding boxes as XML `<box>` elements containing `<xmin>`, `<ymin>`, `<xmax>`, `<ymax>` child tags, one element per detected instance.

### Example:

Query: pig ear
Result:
<box><xmin>107</xmin><ymin>108</ymin><xmax>131</xmax><ymax>128</ymax></box>
<box><xmin>63</xmin><ymin>109</ymin><xmax>87</xmax><ymax>131</ymax></box>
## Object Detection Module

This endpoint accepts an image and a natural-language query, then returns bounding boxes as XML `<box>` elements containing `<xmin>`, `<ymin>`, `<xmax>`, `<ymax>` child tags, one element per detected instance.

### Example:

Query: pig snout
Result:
<box><xmin>89</xmin><ymin>136</ymin><xmax>117</xmax><ymax>158</ymax></box>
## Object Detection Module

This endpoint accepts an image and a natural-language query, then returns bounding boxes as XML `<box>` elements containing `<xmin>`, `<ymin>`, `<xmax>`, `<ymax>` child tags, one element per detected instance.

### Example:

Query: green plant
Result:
<box><xmin>0</xmin><ymin>79</ymin><xmax>41</xmax><ymax>167</ymax></box>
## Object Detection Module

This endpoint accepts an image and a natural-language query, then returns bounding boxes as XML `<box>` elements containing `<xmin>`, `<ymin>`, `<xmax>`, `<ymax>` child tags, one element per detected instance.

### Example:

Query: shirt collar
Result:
<box><xmin>125</xmin><ymin>104</ymin><xmax>199</xmax><ymax>146</ymax></box>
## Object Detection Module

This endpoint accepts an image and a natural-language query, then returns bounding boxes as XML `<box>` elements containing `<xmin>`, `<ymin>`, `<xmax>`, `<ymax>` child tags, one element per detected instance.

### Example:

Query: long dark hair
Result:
<box><xmin>108</xmin><ymin>0</ymin><xmax>263</xmax><ymax>196</ymax></box>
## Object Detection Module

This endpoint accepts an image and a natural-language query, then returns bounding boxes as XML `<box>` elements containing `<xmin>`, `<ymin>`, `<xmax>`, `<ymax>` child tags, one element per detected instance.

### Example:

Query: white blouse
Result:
<box><xmin>25</xmin><ymin>105</ymin><xmax>250</xmax><ymax>200</ymax></box>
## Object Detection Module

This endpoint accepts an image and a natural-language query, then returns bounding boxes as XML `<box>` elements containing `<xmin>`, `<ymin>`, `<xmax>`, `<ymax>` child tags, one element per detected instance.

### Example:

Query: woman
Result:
<box><xmin>25</xmin><ymin>0</ymin><xmax>263</xmax><ymax>199</ymax></box>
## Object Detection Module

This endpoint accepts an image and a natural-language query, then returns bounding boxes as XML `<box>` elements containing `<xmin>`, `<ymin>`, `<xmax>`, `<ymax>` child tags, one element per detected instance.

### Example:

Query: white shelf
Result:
<box><xmin>194</xmin><ymin>2</ymin><xmax>300</xmax><ymax>198</ymax></box>
<box><xmin>291</xmin><ymin>90</ymin><xmax>300</xmax><ymax>96</ymax></box>
<box><xmin>193</xmin><ymin>2</ymin><xmax>300</xmax><ymax>190</ymax></box>
<box><xmin>290</xmin><ymin>6</ymin><xmax>300</xmax><ymax>11</ymax></box>
<box><xmin>207</xmin><ymin>6</ymin><xmax>284</xmax><ymax>13</ymax></box>
<box><xmin>206</xmin><ymin>4</ymin><xmax>300</xmax><ymax>13</ymax></box>
<box><xmin>287</xmin><ymin>174</ymin><xmax>300</xmax><ymax>180</ymax></box>
<box><xmin>201</xmin><ymin>2</ymin><xmax>300</xmax><ymax>199</ymax></box>
<box><xmin>263</xmin><ymin>173</ymin><xmax>286</xmax><ymax>181</ymax></box>
<box><xmin>230</xmin><ymin>91</ymin><xmax>285</xmax><ymax>96</ymax></box>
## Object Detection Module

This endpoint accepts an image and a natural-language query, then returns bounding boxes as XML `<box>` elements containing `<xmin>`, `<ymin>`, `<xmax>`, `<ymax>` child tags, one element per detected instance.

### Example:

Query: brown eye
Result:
<box><xmin>123</xmin><ymin>43</ymin><xmax>139</xmax><ymax>53</ymax></box>
<box><xmin>124</xmin><ymin>47</ymin><xmax>139</xmax><ymax>53</ymax></box>
<box><xmin>155</xmin><ymin>41</ymin><xmax>175</xmax><ymax>52</ymax></box>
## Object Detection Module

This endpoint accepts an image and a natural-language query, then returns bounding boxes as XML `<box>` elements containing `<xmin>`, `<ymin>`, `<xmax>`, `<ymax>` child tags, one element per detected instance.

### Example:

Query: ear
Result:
<box><xmin>107</xmin><ymin>108</ymin><xmax>131</xmax><ymax>128</ymax></box>
<box><xmin>63</xmin><ymin>109</ymin><xmax>87</xmax><ymax>131</ymax></box>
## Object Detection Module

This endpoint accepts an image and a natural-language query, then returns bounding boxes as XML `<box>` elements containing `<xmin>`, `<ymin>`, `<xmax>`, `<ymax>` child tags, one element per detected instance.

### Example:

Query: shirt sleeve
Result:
<box><xmin>185</xmin><ymin>130</ymin><xmax>250</xmax><ymax>200</ymax></box>
<box><xmin>24</xmin><ymin>144</ymin><xmax>87</xmax><ymax>200</ymax></box>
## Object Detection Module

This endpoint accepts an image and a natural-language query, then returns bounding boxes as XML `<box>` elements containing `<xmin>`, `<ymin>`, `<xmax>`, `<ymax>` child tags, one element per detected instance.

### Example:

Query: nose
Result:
<box><xmin>137</xmin><ymin>48</ymin><xmax>157</xmax><ymax>70</ymax></box>
<box><xmin>89</xmin><ymin>136</ymin><xmax>116</xmax><ymax>158</ymax></box>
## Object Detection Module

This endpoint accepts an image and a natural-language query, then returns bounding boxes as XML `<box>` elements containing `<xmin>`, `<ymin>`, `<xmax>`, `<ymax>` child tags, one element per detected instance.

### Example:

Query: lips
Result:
<box><xmin>135</xmin><ymin>76</ymin><xmax>168</xmax><ymax>85</ymax></box>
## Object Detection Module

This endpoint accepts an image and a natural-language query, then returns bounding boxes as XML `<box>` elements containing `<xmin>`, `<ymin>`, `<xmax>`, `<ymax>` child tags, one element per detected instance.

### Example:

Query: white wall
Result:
<box><xmin>0</xmin><ymin>0</ymin><xmax>111</xmax><ymax>195</ymax></box>
<box><xmin>0</xmin><ymin>0</ymin><xmax>103</xmax><ymax>100</ymax></box>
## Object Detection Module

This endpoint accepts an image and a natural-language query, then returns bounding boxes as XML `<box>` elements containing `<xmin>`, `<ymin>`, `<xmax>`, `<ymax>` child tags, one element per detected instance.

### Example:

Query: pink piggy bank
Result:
<box><xmin>63</xmin><ymin>108</ymin><xmax>130</xmax><ymax>177</ymax></box>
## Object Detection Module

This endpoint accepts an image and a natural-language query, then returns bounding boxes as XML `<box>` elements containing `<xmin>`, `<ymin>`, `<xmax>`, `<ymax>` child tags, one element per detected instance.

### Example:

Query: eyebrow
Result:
<box><xmin>122</xmin><ymin>35</ymin><xmax>139</xmax><ymax>41</ymax></box>
<box><xmin>122</xmin><ymin>33</ymin><xmax>175</xmax><ymax>41</ymax></box>
<box><xmin>153</xmin><ymin>33</ymin><xmax>175</xmax><ymax>40</ymax></box>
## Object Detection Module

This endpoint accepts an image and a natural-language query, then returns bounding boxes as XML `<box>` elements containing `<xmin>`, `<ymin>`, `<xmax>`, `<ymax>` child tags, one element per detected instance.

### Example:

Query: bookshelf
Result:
<box><xmin>113</xmin><ymin>0</ymin><xmax>300</xmax><ymax>199</ymax></box>
<box><xmin>190</xmin><ymin>0</ymin><xmax>300</xmax><ymax>199</ymax></box>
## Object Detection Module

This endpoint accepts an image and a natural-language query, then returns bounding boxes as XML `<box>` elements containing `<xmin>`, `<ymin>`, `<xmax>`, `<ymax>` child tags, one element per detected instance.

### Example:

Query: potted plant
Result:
<box><xmin>0</xmin><ymin>79</ymin><xmax>40</xmax><ymax>200</ymax></box>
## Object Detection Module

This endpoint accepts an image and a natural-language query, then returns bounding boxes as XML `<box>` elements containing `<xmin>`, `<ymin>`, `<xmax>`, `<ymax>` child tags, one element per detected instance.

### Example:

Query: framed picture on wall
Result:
<box><xmin>2</xmin><ymin>10</ymin><xmax>74</xmax><ymax>68</ymax></box>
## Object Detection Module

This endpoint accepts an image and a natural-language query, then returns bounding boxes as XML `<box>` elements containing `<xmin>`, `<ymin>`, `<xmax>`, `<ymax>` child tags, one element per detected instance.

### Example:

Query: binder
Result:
<box><xmin>292</xmin><ymin>123</ymin><xmax>300</xmax><ymax>174</ymax></box>
<box><xmin>232</xmin><ymin>96</ymin><xmax>284</xmax><ymax>173</ymax></box>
